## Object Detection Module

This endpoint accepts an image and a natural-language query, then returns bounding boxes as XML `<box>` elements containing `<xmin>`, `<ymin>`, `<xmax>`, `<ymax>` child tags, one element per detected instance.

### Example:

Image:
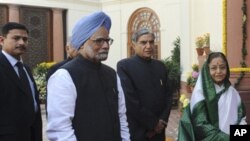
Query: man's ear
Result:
<box><xmin>0</xmin><ymin>36</ymin><xmax>5</xmax><ymax>46</ymax></box>
<box><xmin>65</xmin><ymin>45</ymin><xmax>70</xmax><ymax>52</ymax></box>
<box><xmin>131</xmin><ymin>42</ymin><xmax>136</xmax><ymax>50</ymax></box>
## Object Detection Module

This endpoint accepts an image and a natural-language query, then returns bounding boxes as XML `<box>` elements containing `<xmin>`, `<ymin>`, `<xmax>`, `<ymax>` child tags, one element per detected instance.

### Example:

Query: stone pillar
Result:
<box><xmin>227</xmin><ymin>0</ymin><xmax>250</xmax><ymax>124</ymax></box>
<box><xmin>8</xmin><ymin>5</ymin><xmax>19</xmax><ymax>22</ymax></box>
<box><xmin>52</xmin><ymin>8</ymin><xmax>64</xmax><ymax>62</ymax></box>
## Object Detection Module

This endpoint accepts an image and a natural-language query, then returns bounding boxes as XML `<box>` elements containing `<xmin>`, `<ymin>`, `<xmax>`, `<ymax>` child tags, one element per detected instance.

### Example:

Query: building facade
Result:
<box><xmin>1</xmin><ymin>0</ymin><xmax>250</xmax><ymax>122</ymax></box>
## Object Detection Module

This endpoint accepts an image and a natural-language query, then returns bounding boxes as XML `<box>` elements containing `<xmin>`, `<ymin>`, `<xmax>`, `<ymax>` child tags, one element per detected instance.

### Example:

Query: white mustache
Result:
<box><xmin>99</xmin><ymin>51</ymin><xmax>108</xmax><ymax>54</ymax></box>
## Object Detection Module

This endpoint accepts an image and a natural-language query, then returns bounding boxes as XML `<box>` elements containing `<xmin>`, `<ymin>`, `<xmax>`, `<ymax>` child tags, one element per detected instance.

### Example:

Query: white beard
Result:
<box><xmin>85</xmin><ymin>45</ymin><xmax>109</xmax><ymax>62</ymax></box>
<box><xmin>97</xmin><ymin>52</ymin><xmax>108</xmax><ymax>61</ymax></box>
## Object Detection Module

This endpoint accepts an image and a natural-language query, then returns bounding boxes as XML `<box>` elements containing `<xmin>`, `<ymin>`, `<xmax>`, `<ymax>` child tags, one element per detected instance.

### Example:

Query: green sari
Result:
<box><xmin>178</xmin><ymin>60</ymin><xmax>246</xmax><ymax>141</ymax></box>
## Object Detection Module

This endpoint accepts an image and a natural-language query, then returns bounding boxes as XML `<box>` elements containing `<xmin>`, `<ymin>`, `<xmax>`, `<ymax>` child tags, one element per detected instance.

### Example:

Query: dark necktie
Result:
<box><xmin>16</xmin><ymin>62</ymin><xmax>37</xmax><ymax>112</ymax></box>
<box><xmin>16</xmin><ymin>62</ymin><xmax>33</xmax><ymax>98</ymax></box>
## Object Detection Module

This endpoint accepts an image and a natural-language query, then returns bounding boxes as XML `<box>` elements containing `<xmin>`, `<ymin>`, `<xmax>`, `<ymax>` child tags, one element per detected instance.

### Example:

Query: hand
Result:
<box><xmin>159</xmin><ymin>119</ymin><xmax>167</xmax><ymax>127</ymax></box>
<box><xmin>154</xmin><ymin>119</ymin><xmax>167</xmax><ymax>134</ymax></box>
<box><xmin>146</xmin><ymin>130</ymin><xmax>156</xmax><ymax>139</ymax></box>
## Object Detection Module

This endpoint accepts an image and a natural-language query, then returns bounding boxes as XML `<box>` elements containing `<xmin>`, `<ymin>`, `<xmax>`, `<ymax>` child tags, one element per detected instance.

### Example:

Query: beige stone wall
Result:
<box><xmin>0</xmin><ymin>0</ymin><xmax>224</xmax><ymax>74</ymax></box>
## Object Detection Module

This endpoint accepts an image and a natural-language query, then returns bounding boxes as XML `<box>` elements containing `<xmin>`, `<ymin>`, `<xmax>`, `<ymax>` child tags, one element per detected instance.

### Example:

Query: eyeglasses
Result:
<box><xmin>90</xmin><ymin>38</ymin><xmax>114</xmax><ymax>46</ymax></box>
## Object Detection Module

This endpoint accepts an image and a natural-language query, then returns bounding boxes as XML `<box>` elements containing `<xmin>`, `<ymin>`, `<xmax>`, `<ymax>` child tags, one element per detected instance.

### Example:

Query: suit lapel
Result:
<box><xmin>25</xmin><ymin>64</ymin><xmax>40</xmax><ymax>103</ymax></box>
<box><xmin>0</xmin><ymin>52</ymin><xmax>29</xmax><ymax>95</ymax></box>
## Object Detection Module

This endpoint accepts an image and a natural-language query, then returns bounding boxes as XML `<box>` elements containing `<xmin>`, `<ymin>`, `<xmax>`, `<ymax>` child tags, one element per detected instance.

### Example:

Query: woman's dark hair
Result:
<box><xmin>1</xmin><ymin>22</ymin><xmax>29</xmax><ymax>37</ymax></box>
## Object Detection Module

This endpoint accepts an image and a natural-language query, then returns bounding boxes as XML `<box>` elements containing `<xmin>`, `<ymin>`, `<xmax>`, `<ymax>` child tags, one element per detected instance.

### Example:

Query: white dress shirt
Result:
<box><xmin>47</xmin><ymin>69</ymin><xmax>130</xmax><ymax>141</ymax></box>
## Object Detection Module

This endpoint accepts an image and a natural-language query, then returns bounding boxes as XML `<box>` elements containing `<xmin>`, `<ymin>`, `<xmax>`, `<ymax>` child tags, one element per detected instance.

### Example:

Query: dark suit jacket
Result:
<box><xmin>0</xmin><ymin>52</ymin><xmax>42</xmax><ymax>141</ymax></box>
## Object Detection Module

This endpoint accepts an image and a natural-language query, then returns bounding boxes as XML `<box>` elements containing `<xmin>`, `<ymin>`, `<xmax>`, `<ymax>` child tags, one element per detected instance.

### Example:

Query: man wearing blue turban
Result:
<box><xmin>71</xmin><ymin>11</ymin><xmax>112</xmax><ymax>50</ymax></box>
<box><xmin>47</xmin><ymin>11</ymin><xmax>131</xmax><ymax>141</ymax></box>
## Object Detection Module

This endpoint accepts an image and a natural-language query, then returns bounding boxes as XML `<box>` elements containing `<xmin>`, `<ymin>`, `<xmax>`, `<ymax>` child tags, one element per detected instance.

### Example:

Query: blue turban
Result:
<box><xmin>71</xmin><ymin>11</ymin><xmax>112</xmax><ymax>49</ymax></box>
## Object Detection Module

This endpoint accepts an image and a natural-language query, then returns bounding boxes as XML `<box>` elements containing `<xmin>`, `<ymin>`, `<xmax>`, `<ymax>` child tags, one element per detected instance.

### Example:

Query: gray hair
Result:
<box><xmin>132</xmin><ymin>28</ymin><xmax>155</xmax><ymax>43</ymax></box>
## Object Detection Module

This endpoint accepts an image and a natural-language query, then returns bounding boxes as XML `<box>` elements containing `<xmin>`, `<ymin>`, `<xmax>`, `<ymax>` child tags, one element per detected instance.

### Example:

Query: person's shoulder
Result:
<box><xmin>117</xmin><ymin>58</ymin><xmax>133</xmax><ymax>68</ymax></box>
<box><xmin>57</xmin><ymin>58</ymin><xmax>75</xmax><ymax>70</ymax></box>
<box><xmin>117</xmin><ymin>58</ymin><xmax>130</xmax><ymax>64</ymax></box>
<box><xmin>228</xmin><ymin>86</ymin><xmax>241</xmax><ymax>97</ymax></box>
<box><xmin>48</xmin><ymin>61</ymin><xmax>65</xmax><ymax>74</ymax></box>
<box><xmin>102</xmin><ymin>63</ymin><xmax>115</xmax><ymax>72</ymax></box>
<box><xmin>228</xmin><ymin>85</ymin><xmax>237</xmax><ymax>92</ymax></box>
<box><xmin>229</xmin><ymin>86</ymin><xmax>241</xmax><ymax>95</ymax></box>
<box><xmin>101</xmin><ymin>64</ymin><xmax>118</xmax><ymax>77</ymax></box>
<box><xmin>152</xmin><ymin>59</ymin><xmax>166</xmax><ymax>68</ymax></box>
<box><xmin>152</xmin><ymin>59</ymin><xmax>164</xmax><ymax>65</ymax></box>
<box><xmin>228</xmin><ymin>86</ymin><xmax>243</xmax><ymax>101</ymax></box>
<box><xmin>49</xmin><ymin>63</ymin><xmax>60</xmax><ymax>71</ymax></box>
<box><xmin>56</xmin><ymin>59</ymin><xmax>71</xmax><ymax>67</ymax></box>
<box><xmin>47</xmin><ymin>59</ymin><xmax>71</xmax><ymax>79</ymax></box>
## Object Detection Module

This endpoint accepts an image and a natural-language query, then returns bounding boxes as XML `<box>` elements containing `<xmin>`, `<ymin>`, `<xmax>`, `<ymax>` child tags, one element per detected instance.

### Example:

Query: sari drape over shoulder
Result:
<box><xmin>178</xmin><ymin>61</ymin><xmax>246</xmax><ymax>141</ymax></box>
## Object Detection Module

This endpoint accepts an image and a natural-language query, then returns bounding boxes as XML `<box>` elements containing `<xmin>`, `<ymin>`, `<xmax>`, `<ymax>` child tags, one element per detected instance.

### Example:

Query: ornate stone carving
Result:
<box><xmin>19</xmin><ymin>7</ymin><xmax>52</xmax><ymax>69</ymax></box>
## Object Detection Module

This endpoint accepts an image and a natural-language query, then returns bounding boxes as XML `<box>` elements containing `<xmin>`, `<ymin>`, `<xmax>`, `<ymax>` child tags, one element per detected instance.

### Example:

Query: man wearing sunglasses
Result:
<box><xmin>46</xmin><ymin>11</ymin><xmax>130</xmax><ymax>141</ymax></box>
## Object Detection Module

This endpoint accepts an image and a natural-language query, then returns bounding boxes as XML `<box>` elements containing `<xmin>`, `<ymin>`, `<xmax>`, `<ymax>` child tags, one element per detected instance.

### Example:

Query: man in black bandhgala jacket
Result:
<box><xmin>117</xmin><ymin>28</ymin><xmax>173</xmax><ymax>141</ymax></box>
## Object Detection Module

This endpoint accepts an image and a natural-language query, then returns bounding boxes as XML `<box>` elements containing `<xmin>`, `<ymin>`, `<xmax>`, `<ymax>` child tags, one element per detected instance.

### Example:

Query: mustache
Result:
<box><xmin>98</xmin><ymin>50</ymin><xmax>109</xmax><ymax>54</ymax></box>
<box><xmin>16</xmin><ymin>46</ymin><xmax>26</xmax><ymax>49</ymax></box>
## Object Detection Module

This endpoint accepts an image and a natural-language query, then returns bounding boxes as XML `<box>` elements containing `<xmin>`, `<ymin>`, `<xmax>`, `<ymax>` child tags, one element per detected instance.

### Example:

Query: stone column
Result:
<box><xmin>52</xmin><ymin>8</ymin><xmax>64</xmax><ymax>62</ymax></box>
<box><xmin>8</xmin><ymin>5</ymin><xmax>19</xmax><ymax>22</ymax></box>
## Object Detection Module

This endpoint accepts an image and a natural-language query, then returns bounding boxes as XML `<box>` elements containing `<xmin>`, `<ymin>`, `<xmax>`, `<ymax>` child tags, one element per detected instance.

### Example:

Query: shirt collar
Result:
<box><xmin>1</xmin><ymin>50</ymin><xmax>20</xmax><ymax>67</ymax></box>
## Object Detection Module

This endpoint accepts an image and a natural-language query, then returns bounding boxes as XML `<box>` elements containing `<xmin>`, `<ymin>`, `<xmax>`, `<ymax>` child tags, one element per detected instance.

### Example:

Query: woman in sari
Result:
<box><xmin>178</xmin><ymin>52</ymin><xmax>247</xmax><ymax>141</ymax></box>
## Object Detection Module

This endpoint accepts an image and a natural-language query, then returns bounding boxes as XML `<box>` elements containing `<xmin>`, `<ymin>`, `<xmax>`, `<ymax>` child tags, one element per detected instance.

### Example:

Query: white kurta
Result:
<box><xmin>46</xmin><ymin>69</ymin><xmax>130</xmax><ymax>141</ymax></box>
